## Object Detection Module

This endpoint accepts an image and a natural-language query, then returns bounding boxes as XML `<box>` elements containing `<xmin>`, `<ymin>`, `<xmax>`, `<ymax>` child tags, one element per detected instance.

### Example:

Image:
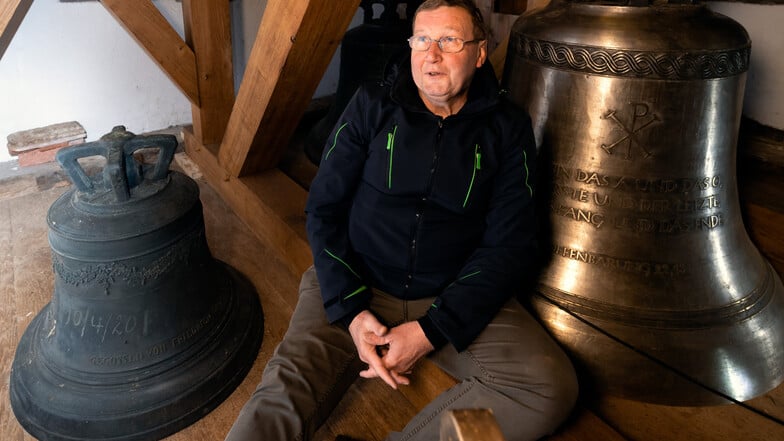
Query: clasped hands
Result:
<box><xmin>348</xmin><ymin>310</ymin><xmax>435</xmax><ymax>390</ymax></box>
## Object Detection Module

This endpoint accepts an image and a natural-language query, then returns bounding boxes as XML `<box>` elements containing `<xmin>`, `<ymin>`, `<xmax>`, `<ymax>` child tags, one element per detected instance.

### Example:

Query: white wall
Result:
<box><xmin>708</xmin><ymin>3</ymin><xmax>784</xmax><ymax>130</ymax></box>
<box><xmin>0</xmin><ymin>0</ymin><xmax>354</xmax><ymax>164</ymax></box>
<box><xmin>0</xmin><ymin>0</ymin><xmax>192</xmax><ymax>163</ymax></box>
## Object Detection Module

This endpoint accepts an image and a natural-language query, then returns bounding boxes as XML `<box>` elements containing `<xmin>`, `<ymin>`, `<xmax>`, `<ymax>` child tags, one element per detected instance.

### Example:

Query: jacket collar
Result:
<box><xmin>387</xmin><ymin>56</ymin><xmax>500</xmax><ymax>118</ymax></box>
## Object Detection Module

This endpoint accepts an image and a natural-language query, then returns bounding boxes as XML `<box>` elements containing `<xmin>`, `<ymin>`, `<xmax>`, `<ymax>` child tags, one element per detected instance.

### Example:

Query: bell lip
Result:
<box><xmin>528</xmin><ymin>263</ymin><xmax>784</xmax><ymax>406</ymax></box>
<box><xmin>9</xmin><ymin>261</ymin><xmax>264</xmax><ymax>441</ymax></box>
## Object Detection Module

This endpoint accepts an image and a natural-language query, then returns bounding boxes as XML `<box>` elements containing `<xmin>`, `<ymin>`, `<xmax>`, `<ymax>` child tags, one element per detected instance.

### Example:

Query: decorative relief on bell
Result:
<box><xmin>600</xmin><ymin>104</ymin><xmax>660</xmax><ymax>159</ymax></box>
<box><xmin>50</xmin><ymin>231</ymin><xmax>201</xmax><ymax>290</ymax></box>
<box><xmin>513</xmin><ymin>35</ymin><xmax>750</xmax><ymax>80</ymax></box>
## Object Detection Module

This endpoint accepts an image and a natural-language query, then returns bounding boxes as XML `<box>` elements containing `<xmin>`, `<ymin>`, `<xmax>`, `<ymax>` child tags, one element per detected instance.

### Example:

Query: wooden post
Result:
<box><xmin>182</xmin><ymin>0</ymin><xmax>235</xmax><ymax>146</ymax></box>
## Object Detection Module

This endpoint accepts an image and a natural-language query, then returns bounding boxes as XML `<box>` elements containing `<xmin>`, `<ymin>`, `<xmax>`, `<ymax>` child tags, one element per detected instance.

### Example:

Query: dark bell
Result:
<box><xmin>9</xmin><ymin>126</ymin><xmax>264</xmax><ymax>440</ymax></box>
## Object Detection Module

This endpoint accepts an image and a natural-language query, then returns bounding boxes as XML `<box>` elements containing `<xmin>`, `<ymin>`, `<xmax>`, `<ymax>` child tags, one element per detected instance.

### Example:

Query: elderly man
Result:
<box><xmin>225</xmin><ymin>1</ymin><xmax>577</xmax><ymax>440</ymax></box>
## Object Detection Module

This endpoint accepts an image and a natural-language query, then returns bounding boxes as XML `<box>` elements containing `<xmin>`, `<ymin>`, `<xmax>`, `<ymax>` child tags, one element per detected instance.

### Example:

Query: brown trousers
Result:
<box><xmin>225</xmin><ymin>267</ymin><xmax>578</xmax><ymax>441</ymax></box>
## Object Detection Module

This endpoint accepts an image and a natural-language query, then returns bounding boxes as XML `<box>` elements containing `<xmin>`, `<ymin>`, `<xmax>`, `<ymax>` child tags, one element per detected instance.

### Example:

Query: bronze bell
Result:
<box><xmin>503</xmin><ymin>0</ymin><xmax>784</xmax><ymax>405</ymax></box>
<box><xmin>9</xmin><ymin>126</ymin><xmax>264</xmax><ymax>440</ymax></box>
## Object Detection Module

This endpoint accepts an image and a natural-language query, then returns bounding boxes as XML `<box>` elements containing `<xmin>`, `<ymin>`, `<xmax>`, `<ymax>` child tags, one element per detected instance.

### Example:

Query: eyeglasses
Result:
<box><xmin>407</xmin><ymin>36</ymin><xmax>482</xmax><ymax>53</ymax></box>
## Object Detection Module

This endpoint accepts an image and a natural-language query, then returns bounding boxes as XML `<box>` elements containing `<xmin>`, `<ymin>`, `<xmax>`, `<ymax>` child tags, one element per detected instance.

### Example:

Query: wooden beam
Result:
<box><xmin>182</xmin><ymin>0</ymin><xmax>235</xmax><ymax>146</ymax></box>
<box><xmin>0</xmin><ymin>0</ymin><xmax>32</xmax><ymax>60</ymax></box>
<box><xmin>217</xmin><ymin>0</ymin><xmax>361</xmax><ymax>177</ymax></box>
<box><xmin>183</xmin><ymin>128</ymin><xmax>312</xmax><ymax>277</ymax></box>
<box><xmin>100</xmin><ymin>0</ymin><xmax>200</xmax><ymax>106</ymax></box>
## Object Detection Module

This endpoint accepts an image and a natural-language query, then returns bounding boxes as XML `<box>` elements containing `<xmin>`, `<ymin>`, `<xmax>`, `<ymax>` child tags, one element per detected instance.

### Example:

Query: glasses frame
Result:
<box><xmin>407</xmin><ymin>35</ymin><xmax>482</xmax><ymax>53</ymax></box>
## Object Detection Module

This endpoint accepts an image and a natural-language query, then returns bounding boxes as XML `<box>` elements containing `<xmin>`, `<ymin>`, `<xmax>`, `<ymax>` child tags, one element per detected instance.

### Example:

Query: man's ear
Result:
<box><xmin>476</xmin><ymin>40</ymin><xmax>488</xmax><ymax>68</ymax></box>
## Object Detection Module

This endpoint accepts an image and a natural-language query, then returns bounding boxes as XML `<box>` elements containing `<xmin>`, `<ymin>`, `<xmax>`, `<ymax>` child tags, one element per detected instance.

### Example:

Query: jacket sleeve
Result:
<box><xmin>305</xmin><ymin>88</ymin><xmax>374</xmax><ymax>325</ymax></box>
<box><xmin>418</xmin><ymin>110</ymin><xmax>539</xmax><ymax>352</ymax></box>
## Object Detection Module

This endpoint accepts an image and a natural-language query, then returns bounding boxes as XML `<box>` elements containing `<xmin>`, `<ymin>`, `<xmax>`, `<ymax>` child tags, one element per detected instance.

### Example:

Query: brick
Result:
<box><xmin>16</xmin><ymin>139</ymin><xmax>84</xmax><ymax>167</ymax></box>
<box><xmin>7</xmin><ymin>121</ymin><xmax>86</xmax><ymax>155</ymax></box>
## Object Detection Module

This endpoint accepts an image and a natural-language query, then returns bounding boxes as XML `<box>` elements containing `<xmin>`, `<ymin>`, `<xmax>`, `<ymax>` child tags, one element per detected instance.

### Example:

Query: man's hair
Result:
<box><xmin>414</xmin><ymin>0</ymin><xmax>489</xmax><ymax>41</ymax></box>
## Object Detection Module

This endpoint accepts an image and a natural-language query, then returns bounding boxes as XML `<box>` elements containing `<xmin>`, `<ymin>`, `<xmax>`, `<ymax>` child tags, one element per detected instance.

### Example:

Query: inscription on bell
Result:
<box><xmin>63</xmin><ymin>308</ymin><xmax>146</xmax><ymax>343</ymax></box>
<box><xmin>553</xmin><ymin>244</ymin><xmax>687</xmax><ymax>278</ymax></box>
<box><xmin>557</xmin><ymin>166</ymin><xmax>723</xmax><ymax>193</ymax></box>
<box><xmin>550</xmin><ymin>164</ymin><xmax>725</xmax><ymax>234</ymax></box>
<box><xmin>88</xmin><ymin>312</ymin><xmax>214</xmax><ymax>366</ymax></box>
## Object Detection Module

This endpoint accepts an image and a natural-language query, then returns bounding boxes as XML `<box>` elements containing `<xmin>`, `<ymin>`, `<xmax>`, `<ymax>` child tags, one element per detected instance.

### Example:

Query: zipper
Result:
<box><xmin>386</xmin><ymin>125</ymin><xmax>397</xmax><ymax>189</ymax></box>
<box><xmin>463</xmin><ymin>144</ymin><xmax>482</xmax><ymax>208</ymax></box>
<box><xmin>405</xmin><ymin>119</ymin><xmax>443</xmax><ymax>296</ymax></box>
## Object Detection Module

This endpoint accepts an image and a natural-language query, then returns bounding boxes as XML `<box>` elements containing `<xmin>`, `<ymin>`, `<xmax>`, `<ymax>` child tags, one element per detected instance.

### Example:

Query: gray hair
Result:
<box><xmin>414</xmin><ymin>0</ymin><xmax>489</xmax><ymax>41</ymax></box>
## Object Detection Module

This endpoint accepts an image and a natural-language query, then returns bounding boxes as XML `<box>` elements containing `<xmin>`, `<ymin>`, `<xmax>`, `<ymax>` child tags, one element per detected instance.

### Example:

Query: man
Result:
<box><xmin>225</xmin><ymin>1</ymin><xmax>577</xmax><ymax>440</ymax></box>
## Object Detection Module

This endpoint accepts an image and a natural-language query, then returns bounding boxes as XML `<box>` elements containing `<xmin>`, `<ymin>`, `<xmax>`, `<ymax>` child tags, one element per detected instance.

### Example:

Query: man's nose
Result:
<box><xmin>425</xmin><ymin>42</ymin><xmax>442</xmax><ymax>60</ymax></box>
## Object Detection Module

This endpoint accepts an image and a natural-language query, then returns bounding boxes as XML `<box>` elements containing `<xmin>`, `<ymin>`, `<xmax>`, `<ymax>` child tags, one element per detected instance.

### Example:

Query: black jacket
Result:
<box><xmin>305</xmin><ymin>58</ymin><xmax>538</xmax><ymax>351</ymax></box>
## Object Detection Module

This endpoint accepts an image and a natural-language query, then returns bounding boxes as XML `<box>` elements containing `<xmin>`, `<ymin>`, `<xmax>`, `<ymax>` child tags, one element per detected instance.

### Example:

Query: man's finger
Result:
<box><xmin>390</xmin><ymin>371</ymin><xmax>410</xmax><ymax>386</ymax></box>
<box><xmin>359</xmin><ymin>368</ymin><xmax>376</xmax><ymax>378</ymax></box>
<box><xmin>363</xmin><ymin>331</ymin><xmax>389</xmax><ymax>347</ymax></box>
<box><xmin>365</xmin><ymin>354</ymin><xmax>397</xmax><ymax>389</ymax></box>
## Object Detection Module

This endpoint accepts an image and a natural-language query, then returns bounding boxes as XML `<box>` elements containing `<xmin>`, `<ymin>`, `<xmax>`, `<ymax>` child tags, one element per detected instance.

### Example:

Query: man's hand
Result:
<box><xmin>376</xmin><ymin>321</ymin><xmax>435</xmax><ymax>385</ymax></box>
<box><xmin>348</xmin><ymin>310</ymin><xmax>397</xmax><ymax>389</ymax></box>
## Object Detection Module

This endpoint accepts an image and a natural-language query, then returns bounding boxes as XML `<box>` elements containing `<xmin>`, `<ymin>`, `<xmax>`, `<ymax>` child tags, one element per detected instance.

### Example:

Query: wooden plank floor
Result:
<box><xmin>2</xmin><ymin>132</ymin><xmax>784</xmax><ymax>440</ymax></box>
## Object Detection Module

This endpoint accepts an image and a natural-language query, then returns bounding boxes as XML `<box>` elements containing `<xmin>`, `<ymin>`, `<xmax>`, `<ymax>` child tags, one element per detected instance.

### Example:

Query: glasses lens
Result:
<box><xmin>409</xmin><ymin>36</ymin><xmax>431</xmax><ymax>51</ymax></box>
<box><xmin>439</xmin><ymin>37</ymin><xmax>463</xmax><ymax>53</ymax></box>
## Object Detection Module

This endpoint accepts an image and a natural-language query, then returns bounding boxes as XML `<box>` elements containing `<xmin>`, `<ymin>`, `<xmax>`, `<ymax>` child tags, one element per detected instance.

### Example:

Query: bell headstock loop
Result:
<box><xmin>55</xmin><ymin>126</ymin><xmax>178</xmax><ymax>203</ymax></box>
<box><xmin>122</xmin><ymin>134</ymin><xmax>178</xmax><ymax>186</ymax></box>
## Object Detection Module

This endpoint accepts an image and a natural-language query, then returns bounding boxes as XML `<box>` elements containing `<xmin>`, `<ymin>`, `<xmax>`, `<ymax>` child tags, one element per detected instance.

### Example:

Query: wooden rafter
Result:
<box><xmin>217</xmin><ymin>0</ymin><xmax>362</xmax><ymax>176</ymax></box>
<box><xmin>100</xmin><ymin>0</ymin><xmax>200</xmax><ymax>106</ymax></box>
<box><xmin>0</xmin><ymin>0</ymin><xmax>33</xmax><ymax>60</ymax></box>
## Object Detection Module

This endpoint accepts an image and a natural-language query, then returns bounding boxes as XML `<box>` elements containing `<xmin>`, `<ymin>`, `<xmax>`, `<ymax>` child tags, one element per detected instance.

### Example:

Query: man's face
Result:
<box><xmin>410</xmin><ymin>6</ymin><xmax>487</xmax><ymax>115</ymax></box>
